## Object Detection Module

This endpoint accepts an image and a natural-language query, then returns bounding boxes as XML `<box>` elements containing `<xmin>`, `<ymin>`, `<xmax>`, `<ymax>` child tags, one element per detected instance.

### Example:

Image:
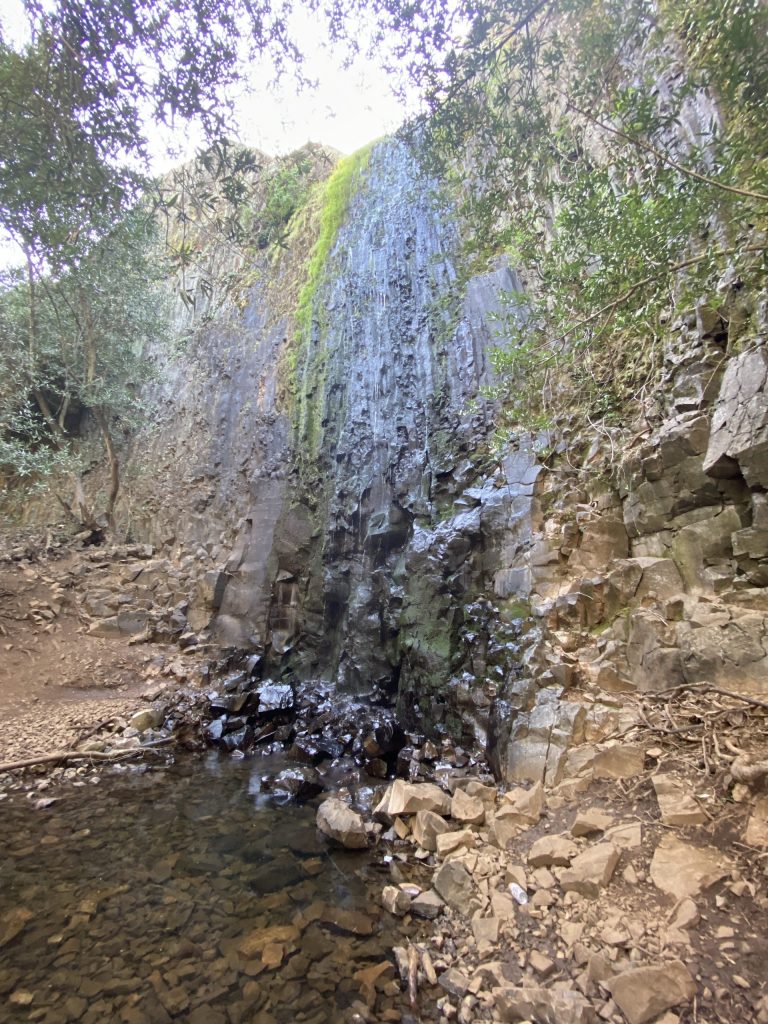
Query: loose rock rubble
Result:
<box><xmin>315</xmin><ymin>685</ymin><xmax>768</xmax><ymax>1024</ymax></box>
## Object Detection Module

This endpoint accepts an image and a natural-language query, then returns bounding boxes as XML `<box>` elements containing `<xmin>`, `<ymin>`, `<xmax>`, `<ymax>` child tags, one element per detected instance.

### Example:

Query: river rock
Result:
<box><xmin>375</xmin><ymin>780</ymin><xmax>451</xmax><ymax>818</ymax></box>
<box><xmin>412</xmin><ymin>809</ymin><xmax>453</xmax><ymax>851</ymax></box>
<box><xmin>316</xmin><ymin>798</ymin><xmax>368</xmax><ymax>849</ymax></box>
<box><xmin>433</xmin><ymin>861</ymin><xmax>474</xmax><ymax>911</ymax></box>
<box><xmin>0</xmin><ymin>908</ymin><xmax>33</xmax><ymax>949</ymax></box>
<box><xmin>605</xmin><ymin>961</ymin><xmax>696</xmax><ymax>1024</ymax></box>
<box><xmin>239</xmin><ymin>924</ymin><xmax>300</xmax><ymax>958</ymax></box>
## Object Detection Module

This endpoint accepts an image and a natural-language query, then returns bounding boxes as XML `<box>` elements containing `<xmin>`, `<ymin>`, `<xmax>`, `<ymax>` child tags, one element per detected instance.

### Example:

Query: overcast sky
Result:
<box><xmin>0</xmin><ymin>1</ymin><xmax>419</xmax><ymax>265</ymax></box>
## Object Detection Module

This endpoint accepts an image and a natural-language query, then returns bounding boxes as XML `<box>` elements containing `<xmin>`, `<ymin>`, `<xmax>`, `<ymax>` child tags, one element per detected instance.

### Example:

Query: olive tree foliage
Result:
<box><xmin>395</xmin><ymin>0</ymin><xmax>768</xmax><ymax>431</ymax></box>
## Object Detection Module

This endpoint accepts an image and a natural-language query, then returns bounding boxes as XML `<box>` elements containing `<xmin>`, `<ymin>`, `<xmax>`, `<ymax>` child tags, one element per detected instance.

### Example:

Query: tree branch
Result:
<box><xmin>566</xmin><ymin>100</ymin><xmax>768</xmax><ymax>204</ymax></box>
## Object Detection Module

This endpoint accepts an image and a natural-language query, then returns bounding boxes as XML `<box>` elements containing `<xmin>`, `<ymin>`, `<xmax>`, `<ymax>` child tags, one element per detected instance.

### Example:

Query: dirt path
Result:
<box><xmin>0</xmin><ymin>546</ymin><xmax>156</xmax><ymax>763</ymax></box>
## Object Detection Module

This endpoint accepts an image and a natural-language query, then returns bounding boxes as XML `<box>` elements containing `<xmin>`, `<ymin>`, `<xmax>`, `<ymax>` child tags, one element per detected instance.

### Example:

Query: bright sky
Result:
<box><xmin>0</xmin><ymin>1</ymin><xmax>420</xmax><ymax>265</ymax></box>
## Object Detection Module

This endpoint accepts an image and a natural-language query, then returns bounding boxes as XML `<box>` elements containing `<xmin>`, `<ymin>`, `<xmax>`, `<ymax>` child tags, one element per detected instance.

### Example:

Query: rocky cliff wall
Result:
<box><xmin>19</xmin><ymin>132</ymin><xmax>767</xmax><ymax>786</ymax></box>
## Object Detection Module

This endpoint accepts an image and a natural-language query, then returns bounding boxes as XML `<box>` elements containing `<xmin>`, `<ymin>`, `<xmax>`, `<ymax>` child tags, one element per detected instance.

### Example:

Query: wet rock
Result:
<box><xmin>652</xmin><ymin>775</ymin><xmax>708</xmax><ymax>826</ymax></box>
<box><xmin>319</xmin><ymin>905</ymin><xmax>374</xmax><ymax>935</ymax></box>
<box><xmin>0</xmin><ymin>908</ymin><xmax>33</xmax><ymax>949</ymax></box>
<box><xmin>433</xmin><ymin>861</ymin><xmax>473</xmax><ymax>911</ymax></box>
<box><xmin>412</xmin><ymin>809</ymin><xmax>453</xmax><ymax>852</ymax></box>
<box><xmin>650</xmin><ymin>836</ymin><xmax>727</xmax><ymax>898</ymax></box>
<box><xmin>239</xmin><ymin>925</ymin><xmax>301</xmax><ymax>959</ymax></box>
<box><xmin>257</xmin><ymin>682</ymin><xmax>295</xmax><ymax>714</ymax></box>
<box><xmin>605</xmin><ymin>961</ymin><xmax>696</xmax><ymax>1024</ymax></box>
<box><xmin>316</xmin><ymin>798</ymin><xmax>369</xmax><ymax>849</ymax></box>
<box><xmin>264</xmin><ymin>767</ymin><xmax>324</xmax><ymax>803</ymax></box>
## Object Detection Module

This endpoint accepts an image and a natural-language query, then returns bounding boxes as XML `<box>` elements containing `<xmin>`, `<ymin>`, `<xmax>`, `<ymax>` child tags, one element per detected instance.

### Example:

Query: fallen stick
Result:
<box><xmin>649</xmin><ymin>683</ymin><xmax>768</xmax><ymax>712</ymax></box>
<box><xmin>0</xmin><ymin>738</ymin><xmax>174</xmax><ymax>773</ymax></box>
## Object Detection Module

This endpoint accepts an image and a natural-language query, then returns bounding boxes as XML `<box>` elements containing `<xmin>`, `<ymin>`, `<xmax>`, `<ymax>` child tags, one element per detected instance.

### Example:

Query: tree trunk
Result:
<box><xmin>93</xmin><ymin>406</ymin><xmax>119</xmax><ymax>529</ymax></box>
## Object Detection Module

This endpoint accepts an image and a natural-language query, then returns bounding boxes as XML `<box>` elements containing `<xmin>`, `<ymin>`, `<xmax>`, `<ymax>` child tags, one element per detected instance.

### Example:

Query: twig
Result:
<box><xmin>566</xmin><ymin>100</ymin><xmax>768</xmax><ymax>203</ymax></box>
<box><xmin>649</xmin><ymin>682</ymin><xmax>768</xmax><ymax>712</ymax></box>
<box><xmin>0</xmin><ymin>738</ymin><xmax>173</xmax><ymax>773</ymax></box>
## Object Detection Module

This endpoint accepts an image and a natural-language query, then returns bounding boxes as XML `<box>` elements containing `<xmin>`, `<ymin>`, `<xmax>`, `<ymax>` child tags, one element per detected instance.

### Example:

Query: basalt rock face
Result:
<box><xmin>122</xmin><ymin>140</ymin><xmax>524</xmax><ymax>732</ymax></box>
<box><xmin>113</xmin><ymin>136</ymin><xmax>768</xmax><ymax>784</ymax></box>
<box><xmin>285</xmin><ymin>142</ymin><xmax>521</xmax><ymax>696</ymax></box>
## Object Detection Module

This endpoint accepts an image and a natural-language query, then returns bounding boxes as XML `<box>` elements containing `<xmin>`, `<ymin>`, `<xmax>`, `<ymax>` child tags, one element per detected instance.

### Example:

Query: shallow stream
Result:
<box><xmin>0</xmin><ymin>755</ymin><xmax>420</xmax><ymax>1024</ymax></box>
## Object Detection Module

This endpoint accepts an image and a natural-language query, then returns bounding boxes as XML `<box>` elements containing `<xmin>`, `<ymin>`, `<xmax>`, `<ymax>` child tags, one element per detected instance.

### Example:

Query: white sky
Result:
<box><xmin>0</xmin><ymin>0</ymin><xmax>421</xmax><ymax>265</ymax></box>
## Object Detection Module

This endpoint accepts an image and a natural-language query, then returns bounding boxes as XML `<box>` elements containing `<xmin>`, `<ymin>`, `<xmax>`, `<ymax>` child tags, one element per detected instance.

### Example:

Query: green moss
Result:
<box><xmin>287</xmin><ymin>142</ymin><xmax>376</xmax><ymax>464</ymax></box>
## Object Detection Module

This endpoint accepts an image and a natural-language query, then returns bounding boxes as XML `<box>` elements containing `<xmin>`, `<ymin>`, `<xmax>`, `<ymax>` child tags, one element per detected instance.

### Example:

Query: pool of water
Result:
<box><xmin>0</xmin><ymin>755</ymin><xmax>422</xmax><ymax>1024</ymax></box>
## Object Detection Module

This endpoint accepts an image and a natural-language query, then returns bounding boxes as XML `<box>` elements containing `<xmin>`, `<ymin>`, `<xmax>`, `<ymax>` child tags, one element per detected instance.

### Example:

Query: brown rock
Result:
<box><xmin>560</xmin><ymin>843</ymin><xmax>620</xmax><ymax>899</ymax></box>
<box><xmin>652</xmin><ymin>775</ymin><xmax>708</xmax><ymax>826</ymax></box>
<box><xmin>592</xmin><ymin>744</ymin><xmax>644</xmax><ymax>779</ymax></box>
<box><xmin>239</xmin><ymin>925</ymin><xmax>300</xmax><ymax>958</ymax></box>
<box><xmin>472</xmin><ymin>917</ymin><xmax>500</xmax><ymax>944</ymax></box>
<box><xmin>433</xmin><ymin>861</ymin><xmax>474</xmax><ymax>911</ymax></box>
<box><xmin>571</xmin><ymin>808</ymin><xmax>614</xmax><ymax>837</ymax></box>
<box><xmin>528</xmin><ymin>834</ymin><xmax>578</xmax><ymax>867</ymax></box>
<box><xmin>745</xmin><ymin>796</ymin><xmax>768</xmax><ymax>847</ymax></box>
<box><xmin>452</xmin><ymin>778</ymin><xmax>498</xmax><ymax>811</ymax></box>
<box><xmin>316</xmin><ymin>798</ymin><xmax>368</xmax><ymax>850</ymax></box>
<box><xmin>0</xmin><ymin>908</ymin><xmax>33</xmax><ymax>949</ymax></box>
<box><xmin>411</xmin><ymin>889</ymin><xmax>445</xmax><ymax>919</ymax></box>
<box><xmin>650</xmin><ymin>836</ymin><xmax>727</xmax><ymax>898</ymax></box>
<box><xmin>381</xmin><ymin>885</ymin><xmax>411</xmax><ymax>917</ymax></box>
<box><xmin>529</xmin><ymin>951</ymin><xmax>555</xmax><ymax>978</ymax></box>
<box><xmin>494</xmin><ymin>984</ymin><xmax>596</xmax><ymax>1023</ymax></box>
<box><xmin>451</xmin><ymin>788</ymin><xmax>485</xmax><ymax>825</ymax></box>
<box><xmin>605</xmin><ymin>961</ymin><xmax>696</xmax><ymax>1024</ymax></box>
<box><xmin>375</xmin><ymin>780</ymin><xmax>451</xmax><ymax>818</ymax></box>
<box><xmin>412</xmin><ymin>809</ymin><xmax>453</xmax><ymax>851</ymax></box>
<box><xmin>436</xmin><ymin>829</ymin><xmax>476</xmax><ymax>857</ymax></box>
<box><xmin>319</xmin><ymin>906</ymin><xmax>374</xmax><ymax>935</ymax></box>
<box><xmin>354</xmin><ymin>961</ymin><xmax>394</xmax><ymax>1006</ymax></box>
<box><xmin>499</xmin><ymin>781</ymin><xmax>544</xmax><ymax>827</ymax></box>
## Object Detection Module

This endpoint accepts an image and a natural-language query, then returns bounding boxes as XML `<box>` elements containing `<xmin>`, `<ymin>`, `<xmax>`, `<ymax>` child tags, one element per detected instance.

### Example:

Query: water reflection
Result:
<box><xmin>0</xmin><ymin>755</ymin><xmax>415</xmax><ymax>1023</ymax></box>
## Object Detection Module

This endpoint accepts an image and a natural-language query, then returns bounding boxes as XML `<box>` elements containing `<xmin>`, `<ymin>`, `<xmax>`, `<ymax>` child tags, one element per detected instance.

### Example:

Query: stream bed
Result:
<box><xmin>0</xmin><ymin>755</ymin><xmax>422</xmax><ymax>1024</ymax></box>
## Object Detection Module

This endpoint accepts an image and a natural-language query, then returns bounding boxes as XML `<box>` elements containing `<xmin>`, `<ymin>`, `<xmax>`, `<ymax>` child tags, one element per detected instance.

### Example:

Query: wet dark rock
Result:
<box><xmin>262</xmin><ymin>767</ymin><xmax>324</xmax><ymax>804</ymax></box>
<box><xmin>257</xmin><ymin>682</ymin><xmax>295</xmax><ymax>714</ymax></box>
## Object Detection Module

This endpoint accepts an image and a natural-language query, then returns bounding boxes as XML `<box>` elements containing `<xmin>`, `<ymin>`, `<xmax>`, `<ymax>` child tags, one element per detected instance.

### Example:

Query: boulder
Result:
<box><xmin>493</xmin><ymin>984</ymin><xmax>596</xmax><ymax>1024</ymax></box>
<box><xmin>605</xmin><ymin>961</ymin><xmax>696</xmax><ymax>1024</ymax></box>
<box><xmin>374</xmin><ymin>780</ymin><xmax>451</xmax><ymax>819</ymax></box>
<box><xmin>528</xmin><ymin>834</ymin><xmax>578</xmax><ymax>868</ymax></box>
<box><xmin>650</xmin><ymin>836</ymin><xmax>727</xmax><ymax>898</ymax></box>
<box><xmin>433</xmin><ymin>861</ymin><xmax>474</xmax><ymax>911</ymax></box>
<box><xmin>451</xmin><ymin>788</ymin><xmax>485</xmax><ymax>824</ymax></box>
<box><xmin>316</xmin><ymin>798</ymin><xmax>368</xmax><ymax>850</ymax></box>
<box><xmin>412</xmin><ymin>809</ymin><xmax>453</xmax><ymax>852</ymax></box>
<box><xmin>560</xmin><ymin>843</ymin><xmax>620</xmax><ymax>899</ymax></box>
<box><xmin>652</xmin><ymin>775</ymin><xmax>708</xmax><ymax>826</ymax></box>
<box><xmin>704</xmin><ymin>348</ymin><xmax>768</xmax><ymax>487</ymax></box>
<box><xmin>452</xmin><ymin>778</ymin><xmax>498</xmax><ymax>811</ymax></box>
<box><xmin>571</xmin><ymin>808</ymin><xmax>614</xmax><ymax>837</ymax></box>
